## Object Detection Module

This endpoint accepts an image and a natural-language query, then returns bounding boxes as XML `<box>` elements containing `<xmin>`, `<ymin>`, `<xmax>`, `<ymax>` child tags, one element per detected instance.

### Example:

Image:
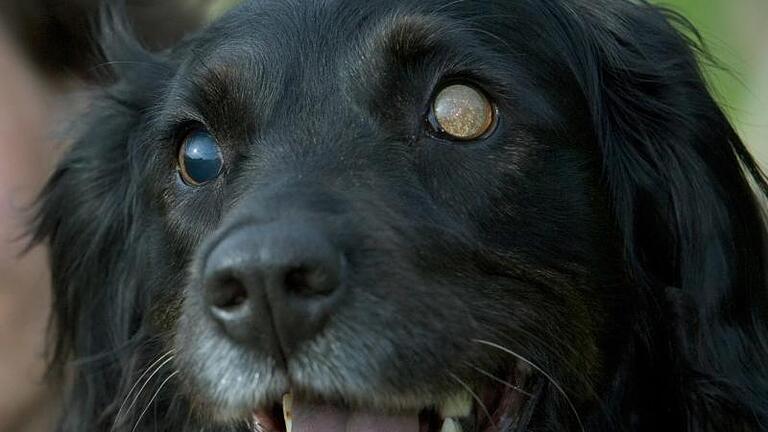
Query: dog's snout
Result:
<box><xmin>202</xmin><ymin>222</ymin><xmax>345</xmax><ymax>358</ymax></box>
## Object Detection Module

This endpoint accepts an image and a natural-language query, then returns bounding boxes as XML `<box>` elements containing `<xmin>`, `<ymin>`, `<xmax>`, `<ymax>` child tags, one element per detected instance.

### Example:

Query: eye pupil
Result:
<box><xmin>432</xmin><ymin>84</ymin><xmax>495</xmax><ymax>140</ymax></box>
<box><xmin>179</xmin><ymin>131</ymin><xmax>223</xmax><ymax>186</ymax></box>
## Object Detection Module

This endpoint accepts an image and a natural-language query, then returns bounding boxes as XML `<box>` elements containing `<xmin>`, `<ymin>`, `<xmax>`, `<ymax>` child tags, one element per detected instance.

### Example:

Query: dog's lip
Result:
<box><xmin>249</xmin><ymin>364</ymin><xmax>531</xmax><ymax>432</ymax></box>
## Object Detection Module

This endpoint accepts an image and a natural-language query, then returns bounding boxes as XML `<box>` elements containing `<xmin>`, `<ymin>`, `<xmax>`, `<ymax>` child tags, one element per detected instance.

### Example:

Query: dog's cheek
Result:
<box><xmin>145</xmin><ymin>235</ymin><xmax>191</xmax><ymax>336</ymax></box>
<box><xmin>150</xmin><ymin>288</ymin><xmax>184</xmax><ymax>334</ymax></box>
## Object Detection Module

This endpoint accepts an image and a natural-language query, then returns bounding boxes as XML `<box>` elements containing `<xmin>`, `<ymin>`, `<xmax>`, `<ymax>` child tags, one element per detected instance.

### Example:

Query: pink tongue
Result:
<box><xmin>291</xmin><ymin>399</ymin><xmax>419</xmax><ymax>432</ymax></box>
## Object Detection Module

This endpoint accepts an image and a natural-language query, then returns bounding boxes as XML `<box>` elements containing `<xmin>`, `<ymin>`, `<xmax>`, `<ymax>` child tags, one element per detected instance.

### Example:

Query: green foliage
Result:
<box><xmin>655</xmin><ymin>1</ymin><xmax>747</xmax><ymax>115</ymax></box>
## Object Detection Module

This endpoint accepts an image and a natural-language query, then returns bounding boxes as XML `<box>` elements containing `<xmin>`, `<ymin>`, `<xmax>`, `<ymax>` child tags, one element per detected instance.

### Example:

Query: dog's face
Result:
<box><xmin>167</xmin><ymin>1</ymin><xmax>621</xmax><ymax>430</ymax></box>
<box><xmin>35</xmin><ymin>1</ymin><xmax>768</xmax><ymax>431</ymax></box>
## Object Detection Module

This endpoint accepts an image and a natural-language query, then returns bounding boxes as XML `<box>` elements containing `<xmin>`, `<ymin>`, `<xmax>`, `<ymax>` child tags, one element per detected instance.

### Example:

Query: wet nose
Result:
<box><xmin>202</xmin><ymin>222</ymin><xmax>345</xmax><ymax>358</ymax></box>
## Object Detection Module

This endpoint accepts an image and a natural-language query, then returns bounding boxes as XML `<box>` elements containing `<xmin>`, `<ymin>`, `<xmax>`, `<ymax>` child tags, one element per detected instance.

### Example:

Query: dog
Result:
<box><xmin>33</xmin><ymin>0</ymin><xmax>768</xmax><ymax>431</ymax></box>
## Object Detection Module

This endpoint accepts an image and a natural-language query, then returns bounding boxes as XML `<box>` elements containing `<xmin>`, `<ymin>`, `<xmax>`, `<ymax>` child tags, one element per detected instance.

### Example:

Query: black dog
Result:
<box><xmin>33</xmin><ymin>0</ymin><xmax>768</xmax><ymax>431</ymax></box>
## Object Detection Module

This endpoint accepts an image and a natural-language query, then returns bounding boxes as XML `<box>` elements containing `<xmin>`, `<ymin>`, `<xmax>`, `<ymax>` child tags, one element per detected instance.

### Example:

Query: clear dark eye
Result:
<box><xmin>428</xmin><ymin>83</ymin><xmax>496</xmax><ymax>140</ymax></box>
<box><xmin>178</xmin><ymin>130</ymin><xmax>223</xmax><ymax>186</ymax></box>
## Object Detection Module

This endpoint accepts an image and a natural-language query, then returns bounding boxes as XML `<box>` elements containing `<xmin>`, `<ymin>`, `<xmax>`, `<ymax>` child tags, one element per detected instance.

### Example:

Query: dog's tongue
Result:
<box><xmin>288</xmin><ymin>398</ymin><xmax>419</xmax><ymax>432</ymax></box>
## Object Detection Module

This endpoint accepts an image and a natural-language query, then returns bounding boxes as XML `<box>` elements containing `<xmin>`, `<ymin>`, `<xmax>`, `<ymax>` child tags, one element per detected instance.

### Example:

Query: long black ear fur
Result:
<box><xmin>31</xmin><ymin>3</ymin><xmax>177</xmax><ymax>430</ymax></box>
<box><xmin>551</xmin><ymin>1</ymin><xmax>768</xmax><ymax>430</ymax></box>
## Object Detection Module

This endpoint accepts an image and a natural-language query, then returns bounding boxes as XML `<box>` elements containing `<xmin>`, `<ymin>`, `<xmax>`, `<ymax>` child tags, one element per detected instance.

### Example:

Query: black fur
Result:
<box><xmin>33</xmin><ymin>0</ymin><xmax>768</xmax><ymax>431</ymax></box>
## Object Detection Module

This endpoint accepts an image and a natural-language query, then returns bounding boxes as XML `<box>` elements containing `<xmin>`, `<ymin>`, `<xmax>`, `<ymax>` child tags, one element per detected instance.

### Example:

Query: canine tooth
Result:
<box><xmin>440</xmin><ymin>418</ymin><xmax>462</xmax><ymax>432</ymax></box>
<box><xmin>438</xmin><ymin>392</ymin><xmax>473</xmax><ymax>418</ymax></box>
<box><xmin>282</xmin><ymin>393</ymin><xmax>293</xmax><ymax>432</ymax></box>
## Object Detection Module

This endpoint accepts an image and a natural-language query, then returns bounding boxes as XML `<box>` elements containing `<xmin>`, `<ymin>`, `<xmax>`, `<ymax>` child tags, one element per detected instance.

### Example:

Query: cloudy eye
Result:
<box><xmin>178</xmin><ymin>130</ymin><xmax>224</xmax><ymax>186</ymax></box>
<box><xmin>429</xmin><ymin>83</ymin><xmax>496</xmax><ymax>141</ymax></box>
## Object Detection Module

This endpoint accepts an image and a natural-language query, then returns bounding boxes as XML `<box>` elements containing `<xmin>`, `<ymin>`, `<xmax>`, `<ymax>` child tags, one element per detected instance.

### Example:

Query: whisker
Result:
<box><xmin>130</xmin><ymin>370</ymin><xmax>180</xmax><ymax>432</ymax></box>
<box><xmin>113</xmin><ymin>351</ymin><xmax>175</xmax><ymax>429</ymax></box>
<box><xmin>427</xmin><ymin>0</ymin><xmax>466</xmax><ymax>15</ymax></box>
<box><xmin>474</xmin><ymin>339</ymin><xmax>585</xmax><ymax>432</ymax></box>
<box><xmin>88</xmin><ymin>60</ymin><xmax>164</xmax><ymax>75</ymax></box>
<box><xmin>467</xmin><ymin>364</ymin><xmax>534</xmax><ymax>397</ymax></box>
<box><xmin>448</xmin><ymin>372</ymin><xmax>496</xmax><ymax>430</ymax></box>
<box><xmin>116</xmin><ymin>350</ymin><xmax>175</xmax><ymax>413</ymax></box>
<box><xmin>501</xmin><ymin>325</ymin><xmax>602</xmax><ymax>405</ymax></box>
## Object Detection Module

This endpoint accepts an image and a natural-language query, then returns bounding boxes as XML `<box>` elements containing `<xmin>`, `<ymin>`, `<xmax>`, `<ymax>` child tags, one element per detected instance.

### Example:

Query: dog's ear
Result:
<box><xmin>32</xmin><ymin>3</ymin><xmax>175</xmax><ymax>430</ymax></box>
<box><xmin>552</xmin><ymin>1</ymin><xmax>768</xmax><ymax>429</ymax></box>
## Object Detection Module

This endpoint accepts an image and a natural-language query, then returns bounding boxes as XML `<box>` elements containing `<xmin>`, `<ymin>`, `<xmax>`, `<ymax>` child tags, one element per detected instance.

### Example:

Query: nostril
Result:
<box><xmin>284</xmin><ymin>267</ymin><xmax>311</xmax><ymax>294</ymax></box>
<box><xmin>201</xmin><ymin>223</ymin><xmax>348</xmax><ymax>355</ymax></box>
<box><xmin>208</xmin><ymin>275</ymin><xmax>249</xmax><ymax>311</ymax></box>
<box><xmin>283</xmin><ymin>265</ymin><xmax>337</xmax><ymax>296</ymax></box>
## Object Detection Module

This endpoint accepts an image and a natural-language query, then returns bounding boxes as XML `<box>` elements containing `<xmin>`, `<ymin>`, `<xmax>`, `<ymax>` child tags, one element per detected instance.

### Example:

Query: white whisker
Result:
<box><xmin>448</xmin><ymin>372</ymin><xmax>496</xmax><ymax>429</ymax></box>
<box><xmin>474</xmin><ymin>339</ymin><xmax>585</xmax><ymax>432</ymax></box>
<box><xmin>468</xmin><ymin>364</ymin><xmax>534</xmax><ymax>397</ymax></box>
<box><xmin>113</xmin><ymin>350</ymin><xmax>175</xmax><ymax>430</ymax></box>
<box><xmin>131</xmin><ymin>371</ymin><xmax>180</xmax><ymax>432</ymax></box>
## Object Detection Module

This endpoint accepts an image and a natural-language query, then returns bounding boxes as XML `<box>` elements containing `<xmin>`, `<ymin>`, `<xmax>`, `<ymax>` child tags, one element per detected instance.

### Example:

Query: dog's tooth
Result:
<box><xmin>282</xmin><ymin>393</ymin><xmax>293</xmax><ymax>432</ymax></box>
<box><xmin>438</xmin><ymin>392</ymin><xmax>473</xmax><ymax>418</ymax></box>
<box><xmin>440</xmin><ymin>418</ymin><xmax>462</xmax><ymax>432</ymax></box>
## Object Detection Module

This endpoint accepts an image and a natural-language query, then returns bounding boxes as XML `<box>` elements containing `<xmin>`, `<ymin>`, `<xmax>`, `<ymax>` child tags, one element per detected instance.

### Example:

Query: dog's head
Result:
<box><xmin>34</xmin><ymin>1</ymin><xmax>768</xmax><ymax>431</ymax></box>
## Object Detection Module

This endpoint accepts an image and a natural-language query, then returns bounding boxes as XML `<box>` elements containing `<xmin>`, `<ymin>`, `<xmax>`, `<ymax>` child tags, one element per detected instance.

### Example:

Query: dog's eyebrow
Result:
<box><xmin>163</xmin><ymin>51</ymin><xmax>273</xmax><ymax>133</ymax></box>
<box><xmin>340</xmin><ymin>12</ymin><xmax>459</xmax><ymax>105</ymax></box>
<box><xmin>362</xmin><ymin>13</ymin><xmax>450</xmax><ymax>66</ymax></box>
<box><xmin>191</xmin><ymin>53</ymin><xmax>265</xmax><ymax>105</ymax></box>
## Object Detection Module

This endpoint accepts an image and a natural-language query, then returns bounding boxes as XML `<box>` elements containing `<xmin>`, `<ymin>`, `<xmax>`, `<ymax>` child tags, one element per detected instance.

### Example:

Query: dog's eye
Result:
<box><xmin>429</xmin><ymin>84</ymin><xmax>495</xmax><ymax>141</ymax></box>
<box><xmin>178</xmin><ymin>130</ymin><xmax>223</xmax><ymax>186</ymax></box>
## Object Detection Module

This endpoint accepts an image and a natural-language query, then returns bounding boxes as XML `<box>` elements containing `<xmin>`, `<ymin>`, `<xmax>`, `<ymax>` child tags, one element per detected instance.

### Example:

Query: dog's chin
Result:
<box><xmin>212</xmin><ymin>362</ymin><xmax>533</xmax><ymax>432</ymax></box>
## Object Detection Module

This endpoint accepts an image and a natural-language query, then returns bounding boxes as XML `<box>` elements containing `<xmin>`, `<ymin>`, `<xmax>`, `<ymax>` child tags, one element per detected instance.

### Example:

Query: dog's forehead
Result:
<box><xmin>157</xmin><ymin>0</ymin><xmax>563</xmax><ymax>155</ymax></box>
<box><xmin>186</xmin><ymin>0</ymin><xmax>488</xmax><ymax>84</ymax></box>
<box><xmin>165</xmin><ymin>1</ymin><xmax>510</xmax><ymax>135</ymax></box>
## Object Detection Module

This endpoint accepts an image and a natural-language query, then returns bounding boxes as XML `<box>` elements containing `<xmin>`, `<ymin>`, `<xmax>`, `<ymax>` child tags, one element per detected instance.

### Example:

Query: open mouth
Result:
<box><xmin>251</xmin><ymin>369</ymin><xmax>531</xmax><ymax>432</ymax></box>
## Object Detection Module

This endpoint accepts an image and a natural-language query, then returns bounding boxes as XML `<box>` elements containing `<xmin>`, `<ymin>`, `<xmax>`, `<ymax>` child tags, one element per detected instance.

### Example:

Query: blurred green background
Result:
<box><xmin>651</xmin><ymin>0</ymin><xmax>768</xmax><ymax>161</ymax></box>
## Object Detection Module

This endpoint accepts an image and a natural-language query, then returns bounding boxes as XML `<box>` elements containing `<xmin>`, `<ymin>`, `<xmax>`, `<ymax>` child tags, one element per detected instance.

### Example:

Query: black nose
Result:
<box><xmin>202</xmin><ymin>222</ymin><xmax>345</xmax><ymax>359</ymax></box>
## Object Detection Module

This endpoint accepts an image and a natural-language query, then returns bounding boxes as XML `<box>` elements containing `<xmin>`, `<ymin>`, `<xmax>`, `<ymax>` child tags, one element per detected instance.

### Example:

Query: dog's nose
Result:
<box><xmin>202</xmin><ymin>222</ymin><xmax>345</xmax><ymax>358</ymax></box>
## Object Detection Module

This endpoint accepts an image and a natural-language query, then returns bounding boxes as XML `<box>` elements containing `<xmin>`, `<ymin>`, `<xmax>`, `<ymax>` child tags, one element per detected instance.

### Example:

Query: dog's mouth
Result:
<box><xmin>250</xmin><ymin>367</ymin><xmax>531</xmax><ymax>432</ymax></box>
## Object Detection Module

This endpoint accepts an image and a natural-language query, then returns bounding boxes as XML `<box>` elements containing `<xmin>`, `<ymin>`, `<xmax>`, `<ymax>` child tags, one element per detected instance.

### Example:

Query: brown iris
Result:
<box><xmin>430</xmin><ymin>84</ymin><xmax>495</xmax><ymax>140</ymax></box>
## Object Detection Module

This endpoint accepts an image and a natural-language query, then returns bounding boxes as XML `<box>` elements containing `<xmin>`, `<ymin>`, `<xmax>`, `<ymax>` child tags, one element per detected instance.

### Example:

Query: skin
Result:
<box><xmin>0</xmin><ymin>28</ymin><xmax>54</xmax><ymax>432</ymax></box>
